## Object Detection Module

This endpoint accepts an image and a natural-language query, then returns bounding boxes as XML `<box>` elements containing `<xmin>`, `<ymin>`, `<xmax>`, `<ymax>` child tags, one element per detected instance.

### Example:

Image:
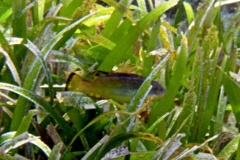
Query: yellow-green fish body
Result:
<box><xmin>66</xmin><ymin>71</ymin><xmax>165</xmax><ymax>103</ymax></box>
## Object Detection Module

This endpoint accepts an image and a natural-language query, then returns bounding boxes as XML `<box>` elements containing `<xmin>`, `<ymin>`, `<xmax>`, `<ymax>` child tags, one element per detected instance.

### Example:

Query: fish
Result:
<box><xmin>66</xmin><ymin>71</ymin><xmax>165</xmax><ymax>103</ymax></box>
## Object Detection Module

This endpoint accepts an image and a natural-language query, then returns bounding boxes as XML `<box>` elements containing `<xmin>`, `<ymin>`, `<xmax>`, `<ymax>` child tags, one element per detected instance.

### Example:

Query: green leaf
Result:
<box><xmin>127</xmin><ymin>54</ymin><xmax>169</xmax><ymax>113</ymax></box>
<box><xmin>142</xmin><ymin>20</ymin><xmax>161</xmax><ymax>76</ymax></box>
<box><xmin>218</xmin><ymin>134</ymin><xmax>240</xmax><ymax>159</ymax></box>
<box><xmin>148</xmin><ymin>34</ymin><xmax>188</xmax><ymax>128</ymax></box>
<box><xmin>32</xmin><ymin>0</ymin><xmax>45</xmax><ymax>24</ymax></box>
<box><xmin>15</xmin><ymin>110</ymin><xmax>34</xmax><ymax>137</ymax></box>
<box><xmin>98</xmin><ymin>0</ymin><xmax>179</xmax><ymax>71</ymax></box>
<box><xmin>1</xmin><ymin>132</ymin><xmax>51</xmax><ymax>157</ymax></box>
<box><xmin>102</xmin><ymin>0</ymin><xmax>133</xmax><ymax>38</ymax></box>
<box><xmin>48</xmin><ymin>142</ymin><xmax>63</xmax><ymax>160</ymax></box>
<box><xmin>0</xmin><ymin>47</ymin><xmax>21</xmax><ymax>85</ymax></box>
<box><xmin>0</xmin><ymin>82</ymin><xmax>71</xmax><ymax>131</ymax></box>
<box><xmin>0</xmin><ymin>1</ymin><xmax>12</xmax><ymax>24</ymax></box>
<box><xmin>223</xmin><ymin>73</ymin><xmax>240</xmax><ymax>125</ymax></box>
<box><xmin>195</xmin><ymin>27</ymin><xmax>223</xmax><ymax>141</ymax></box>
<box><xmin>68</xmin><ymin>110</ymin><xmax>130</xmax><ymax>148</ymax></box>
<box><xmin>24</xmin><ymin>40</ymin><xmax>54</xmax><ymax>104</ymax></box>
<box><xmin>187</xmin><ymin>0</ymin><xmax>215</xmax><ymax>52</ymax></box>
<box><xmin>11</xmin><ymin>11</ymin><xmax>99</xmax><ymax>131</ymax></box>
<box><xmin>51</xmin><ymin>50</ymin><xmax>89</xmax><ymax>73</ymax></box>
<box><xmin>183</xmin><ymin>2</ymin><xmax>194</xmax><ymax>25</ymax></box>
<box><xmin>213</xmin><ymin>86</ymin><xmax>227</xmax><ymax>135</ymax></box>
<box><xmin>28</xmin><ymin>17</ymin><xmax>71</xmax><ymax>41</ymax></box>
<box><xmin>95</xmin><ymin>132</ymin><xmax>162</xmax><ymax>159</ymax></box>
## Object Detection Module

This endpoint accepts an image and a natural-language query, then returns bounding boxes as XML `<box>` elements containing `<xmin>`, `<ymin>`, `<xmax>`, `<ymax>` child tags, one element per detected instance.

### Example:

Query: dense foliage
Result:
<box><xmin>0</xmin><ymin>0</ymin><xmax>240</xmax><ymax>159</ymax></box>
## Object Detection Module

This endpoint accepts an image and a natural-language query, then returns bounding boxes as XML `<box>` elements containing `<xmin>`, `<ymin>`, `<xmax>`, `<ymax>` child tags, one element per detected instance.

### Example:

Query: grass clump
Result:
<box><xmin>0</xmin><ymin>0</ymin><xmax>240</xmax><ymax>159</ymax></box>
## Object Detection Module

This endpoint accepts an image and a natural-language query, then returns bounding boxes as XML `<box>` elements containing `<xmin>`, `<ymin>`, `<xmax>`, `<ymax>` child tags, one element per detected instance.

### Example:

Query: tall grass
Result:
<box><xmin>0</xmin><ymin>0</ymin><xmax>240</xmax><ymax>159</ymax></box>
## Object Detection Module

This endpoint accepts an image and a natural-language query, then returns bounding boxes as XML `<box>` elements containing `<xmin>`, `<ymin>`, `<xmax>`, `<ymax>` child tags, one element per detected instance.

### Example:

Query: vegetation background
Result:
<box><xmin>0</xmin><ymin>0</ymin><xmax>240</xmax><ymax>159</ymax></box>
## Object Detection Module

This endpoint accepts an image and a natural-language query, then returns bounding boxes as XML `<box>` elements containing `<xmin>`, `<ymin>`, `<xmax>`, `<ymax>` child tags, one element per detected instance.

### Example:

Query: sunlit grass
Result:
<box><xmin>0</xmin><ymin>0</ymin><xmax>240</xmax><ymax>159</ymax></box>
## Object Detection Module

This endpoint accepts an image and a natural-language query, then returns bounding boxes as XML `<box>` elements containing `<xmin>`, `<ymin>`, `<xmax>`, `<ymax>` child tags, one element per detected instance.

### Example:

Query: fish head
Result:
<box><xmin>148</xmin><ymin>81</ymin><xmax>166</xmax><ymax>99</ymax></box>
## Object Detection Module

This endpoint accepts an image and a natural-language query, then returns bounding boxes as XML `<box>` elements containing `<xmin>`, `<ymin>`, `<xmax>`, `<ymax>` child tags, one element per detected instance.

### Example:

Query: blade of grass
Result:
<box><xmin>218</xmin><ymin>134</ymin><xmax>240</xmax><ymax>159</ymax></box>
<box><xmin>0</xmin><ymin>82</ymin><xmax>71</xmax><ymax>131</ymax></box>
<box><xmin>127</xmin><ymin>54</ymin><xmax>169</xmax><ymax>113</ymax></box>
<box><xmin>223</xmin><ymin>72</ymin><xmax>240</xmax><ymax>125</ymax></box>
<box><xmin>59</xmin><ymin>0</ymin><xmax>83</xmax><ymax>18</ymax></box>
<box><xmin>142</xmin><ymin>20</ymin><xmax>161</xmax><ymax>76</ymax></box>
<box><xmin>170</xmin><ymin>82</ymin><xmax>196</xmax><ymax>140</ymax></box>
<box><xmin>0</xmin><ymin>47</ymin><xmax>21</xmax><ymax>86</ymax></box>
<box><xmin>98</xmin><ymin>0</ymin><xmax>179</xmax><ymax>71</ymax></box>
<box><xmin>15</xmin><ymin>110</ymin><xmax>34</xmax><ymax>137</ymax></box>
<box><xmin>2</xmin><ymin>132</ymin><xmax>38</xmax><ymax>153</ymax></box>
<box><xmin>28</xmin><ymin>16</ymin><xmax>72</xmax><ymax>41</ymax></box>
<box><xmin>196</xmin><ymin>27</ymin><xmax>223</xmax><ymax>141</ymax></box>
<box><xmin>137</xmin><ymin>0</ymin><xmax>147</xmax><ymax>12</ymax></box>
<box><xmin>12</xmin><ymin>0</ymin><xmax>26</xmax><ymax>38</ymax></box>
<box><xmin>1</xmin><ymin>132</ymin><xmax>51</xmax><ymax>157</ymax></box>
<box><xmin>187</xmin><ymin>0</ymin><xmax>215</xmax><ymax>52</ymax></box>
<box><xmin>67</xmin><ymin>110</ymin><xmax>130</xmax><ymax>149</ymax></box>
<box><xmin>32</xmin><ymin>0</ymin><xmax>45</xmax><ymax>25</ymax></box>
<box><xmin>0</xmin><ymin>1</ymin><xmax>12</xmax><ymax>24</ymax></box>
<box><xmin>213</xmin><ymin>86</ymin><xmax>227</xmax><ymax>135</ymax></box>
<box><xmin>24</xmin><ymin>40</ymin><xmax>54</xmax><ymax>104</ymax></box>
<box><xmin>101</xmin><ymin>0</ymin><xmax>133</xmax><ymax>38</ymax></box>
<box><xmin>152</xmin><ymin>134</ymin><xmax>185</xmax><ymax>160</ymax></box>
<box><xmin>148</xmin><ymin>34</ymin><xmax>188</xmax><ymax>127</ymax></box>
<box><xmin>95</xmin><ymin>132</ymin><xmax>162</xmax><ymax>159</ymax></box>
<box><xmin>183</xmin><ymin>2</ymin><xmax>194</xmax><ymax>25</ymax></box>
<box><xmin>51</xmin><ymin>50</ymin><xmax>89</xmax><ymax>73</ymax></box>
<box><xmin>48</xmin><ymin>142</ymin><xmax>63</xmax><ymax>160</ymax></box>
<box><xmin>10</xmin><ymin>11</ymin><xmax>100</xmax><ymax>131</ymax></box>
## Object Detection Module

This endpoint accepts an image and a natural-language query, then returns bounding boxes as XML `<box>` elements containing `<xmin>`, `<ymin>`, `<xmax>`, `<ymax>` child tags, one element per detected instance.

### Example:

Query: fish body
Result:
<box><xmin>66</xmin><ymin>71</ymin><xmax>165</xmax><ymax>103</ymax></box>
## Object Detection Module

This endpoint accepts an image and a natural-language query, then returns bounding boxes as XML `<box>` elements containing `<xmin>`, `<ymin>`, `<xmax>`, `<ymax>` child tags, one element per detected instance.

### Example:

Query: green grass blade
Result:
<box><xmin>169</xmin><ymin>81</ymin><xmax>196</xmax><ymax>139</ymax></box>
<box><xmin>51</xmin><ymin>50</ymin><xmax>89</xmax><ymax>73</ymax></box>
<box><xmin>12</xmin><ymin>0</ymin><xmax>26</xmax><ymax>38</ymax></box>
<box><xmin>95</xmin><ymin>132</ymin><xmax>162</xmax><ymax>159</ymax></box>
<box><xmin>1</xmin><ymin>132</ymin><xmax>51</xmax><ymax>157</ymax></box>
<box><xmin>0</xmin><ymin>47</ymin><xmax>21</xmax><ymax>85</ymax></box>
<box><xmin>101</xmin><ymin>0</ymin><xmax>132</xmax><ymax>38</ymax></box>
<box><xmin>218</xmin><ymin>134</ymin><xmax>240</xmax><ymax>159</ymax></box>
<box><xmin>213</xmin><ymin>86</ymin><xmax>227</xmax><ymax>135</ymax></box>
<box><xmin>148</xmin><ymin>34</ymin><xmax>188</xmax><ymax>126</ymax></box>
<box><xmin>223</xmin><ymin>73</ymin><xmax>240</xmax><ymax>125</ymax></box>
<box><xmin>32</xmin><ymin>0</ymin><xmax>45</xmax><ymax>24</ymax></box>
<box><xmin>1</xmin><ymin>132</ymin><xmax>38</xmax><ymax>153</ymax></box>
<box><xmin>137</xmin><ymin>0</ymin><xmax>147</xmax><ymax>12</ymax></box>
<box><xmin>147</xmin><ymin>110</ymin><xmax>172</xmax><ymax>133</ymax></box>
<box><xmin>0</xmin><ymin>1</ymin><xmax>12</xmax><ymax>24</ymax></box>
<box><xmin>222</xmin><ymin>10</ymin><xmax>240</xmax><ymax>52</ymax></box>
<box><xmin>142</xmin><ymin>20</ymin><xmax>161</xmax><ymax>76</ymax></box>
<box><xmin>83</xmin><ymin>6</ymin><xmax>114</xmax><ymax>27</ymax></box>
<box><xmin>48</xmin><ymin>142</ymin><xmax>63</xmax><ymax>160</ymax></box>
<box><xmin>11</xmin><ymin>11</ymin><xmax>99</xmax><ymax>131</ymax></box>
<box><xmin>195</xmin><ymin>27</ymin><xmax>223</xmax><ymax>141</ymax></box>
<box><xmin>82</xmin><ymin>32</ymin><xmax>115</xmax><ymax>50</ymax></box>
<box><xmin>60</xmin><ymin>0</ymin><xmax>83</xmax><ymax>18</ymax></box>
<box><xmin>15</xmin><ymin>110</ymin><xmax>34</xmax><ymax>137</ymax></box>
<box><xmin>68</xmin><ymin>110</ymin><xmax>130</xmax><ymax>148</ymax></box>
<box><xmin>98</xmin><ymin>0</ymin><xmax>179</xmax><ymax>71</ymax></box>
<box><xmin>28</xmin><ymin>17</ymin><xmax>71</xmax><ymax>41</ymax></box>
<box><xmin>127</xmin><ymin>54</ymin><xmax>169</xmax><ymax>113</ymax></box>
<box><xmin>183</xmin><ymin>2</ymin><xmax>194</xmax><ymax>25</ymax></box>
<box><xmin>187</xmin><ymin>0</ymin><xmax>215</xmax><ymax>52</ymax></box>
<box><xmin>0</xmin><ymin>82</ymin><xmax>71</xmax><ymax>131</ymax></box>
<box><xmin>24</xmin><ymin>40</ymin><xmax>54</xmax><ymax>104</ymax></box>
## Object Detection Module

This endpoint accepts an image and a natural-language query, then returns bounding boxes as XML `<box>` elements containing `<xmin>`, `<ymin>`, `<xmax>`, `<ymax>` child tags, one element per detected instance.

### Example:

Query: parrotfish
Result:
<box><xmin>66</xmin><ymin>71</ymin><xmax>165</xmax><ymax>103</ymax></box>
